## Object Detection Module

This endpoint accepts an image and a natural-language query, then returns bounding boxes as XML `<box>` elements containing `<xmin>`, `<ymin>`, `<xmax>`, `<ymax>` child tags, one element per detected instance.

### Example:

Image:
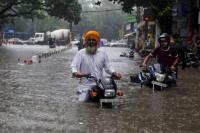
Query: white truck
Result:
<box><xmin>34</xmin><ymin>33</ymin><xmax>45</xmax><ymax>44</ymax></box>
<box><xmin>33</xmin><ymin>29</ymin><xmax>71</xmax><ymax>45</ymax></box>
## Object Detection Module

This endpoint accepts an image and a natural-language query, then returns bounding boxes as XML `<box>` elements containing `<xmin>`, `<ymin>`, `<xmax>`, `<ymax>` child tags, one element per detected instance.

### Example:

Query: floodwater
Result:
<box><xmin>0</xmin><ymin>45</ymin><xmax>199</xmax><ymax>133</ymax></box>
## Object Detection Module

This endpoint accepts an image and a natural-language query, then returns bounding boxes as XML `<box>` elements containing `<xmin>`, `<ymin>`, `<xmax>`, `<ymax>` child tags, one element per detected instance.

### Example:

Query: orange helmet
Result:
<box><xmin>84</xmin><ymin>30</ymin><xmax>100</xmax><ymax>43</ymax></box>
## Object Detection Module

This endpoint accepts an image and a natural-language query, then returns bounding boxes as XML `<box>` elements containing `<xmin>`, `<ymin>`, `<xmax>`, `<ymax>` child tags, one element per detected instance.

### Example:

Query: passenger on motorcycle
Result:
<box><xmin>141</xmin><ymin>33</ymin><xmax>179</xmax><ymax>75</ymax></box>
<box><xmin>71</xmin><ymin>30</ymin><xmax>121</xmax><ymax>102</ymax></box>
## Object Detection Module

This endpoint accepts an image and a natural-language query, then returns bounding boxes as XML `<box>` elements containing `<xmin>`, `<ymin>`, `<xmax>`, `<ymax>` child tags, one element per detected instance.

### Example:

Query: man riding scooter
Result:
<box><xmin>71</xmin><ymin>30</ymin><xmax>121</xmax><ymax>102</ymax></box>
<box><xmin>137</xmin><ymin>33</ymin><xmax>179</xmax><ymax>87</ymax></box>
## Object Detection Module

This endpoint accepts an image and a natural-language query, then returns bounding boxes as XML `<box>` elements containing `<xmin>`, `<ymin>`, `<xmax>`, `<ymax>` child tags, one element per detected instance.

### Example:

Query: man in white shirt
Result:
<box><xmin>71</xmin><ymin>30</ymin><xmax>121</xmax><ymax>79</ymax></box>
<box><xmin>71</xmin><ymin>30</ymin><xmax>121</xmax><ymax>101</ymax></box>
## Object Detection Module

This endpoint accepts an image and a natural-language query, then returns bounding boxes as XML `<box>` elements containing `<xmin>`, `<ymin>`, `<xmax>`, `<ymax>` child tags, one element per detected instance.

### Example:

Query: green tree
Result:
<box><xmin>46</xmin><ymin>0</ymin><xmax>81</xmax><ymax>24</ymax></box>
<box><xmin>0</xmin><ymin>0</ymin><xmax>81</xmax><ymax>29</ymax></box>
<box><xmin>108</xmin><ymin>0</ymin><xmax>176</xmax><ymax>33</ymax></box>
<box><xmin>150</xmin><ymin>0</ymin><xmax>175</xmax><ymax>33</ymax></box>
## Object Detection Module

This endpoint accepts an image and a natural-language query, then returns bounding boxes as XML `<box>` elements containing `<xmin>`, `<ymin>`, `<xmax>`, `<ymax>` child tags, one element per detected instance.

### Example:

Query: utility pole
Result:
<box><xmin>69</xmin><ymin>22</ymin><xmax>72</xmax><ymax>31</ymax></box>
<box><xmin>135</xmin><ymin>6</ymin><xmax>141</xmax><ymax>50</ymax></box>
<box><xmin>198</xmin><ymin>0</ymin><xmax>200</xmax><ymax>33</ymax></box>
<box><xmin>69</xmin><ymin>22</ymin><xmax>73</xmax><ymax>42</ymax></box>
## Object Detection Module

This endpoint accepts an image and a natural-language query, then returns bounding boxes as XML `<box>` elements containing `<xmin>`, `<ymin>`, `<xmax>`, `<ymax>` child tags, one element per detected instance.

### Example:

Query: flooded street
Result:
<box><xmin>0</xmin><ymin>45</ymin><xmax>199</xmax><ymax>133</ymax></box>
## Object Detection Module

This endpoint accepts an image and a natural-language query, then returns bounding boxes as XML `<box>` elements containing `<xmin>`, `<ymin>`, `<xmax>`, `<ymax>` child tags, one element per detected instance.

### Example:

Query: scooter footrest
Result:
<box><xmin>151</xmin><ymin>81</ymin><xmax>167</xmax><ymax>92</ymax></box>
<box><xmin>100</xmin><ymin>99</ymin><xmax>124</xmax><ymax>108</ymax></box>
<box><xmin>151</xmin><ymin>81</ymin><xmax>167</xmax><ymax>87</ymax></box>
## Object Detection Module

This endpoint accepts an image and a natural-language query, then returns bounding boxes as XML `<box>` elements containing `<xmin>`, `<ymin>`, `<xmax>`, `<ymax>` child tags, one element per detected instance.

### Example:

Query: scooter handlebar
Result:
<box><xmin>72</xmin><ymin>73</ymin><xmax>97</xmax><ymax>81</ymax></box>
<box><xmin>80</xmin><ymin>74</ymin><xmax>95</xmax><ymax>79</ymax></box>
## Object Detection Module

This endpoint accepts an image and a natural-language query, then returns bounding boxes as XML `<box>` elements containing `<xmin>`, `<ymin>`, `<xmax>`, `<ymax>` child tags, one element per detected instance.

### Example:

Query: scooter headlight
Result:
<box><xmin>104</xmin><ymin>89</ymin><xmax>116</xmax><ymax>97</ymax></box>
<box><xmin>155</xmin><ymin>73</ymin><xmax>166</xmax><ymax>82</ymax></box>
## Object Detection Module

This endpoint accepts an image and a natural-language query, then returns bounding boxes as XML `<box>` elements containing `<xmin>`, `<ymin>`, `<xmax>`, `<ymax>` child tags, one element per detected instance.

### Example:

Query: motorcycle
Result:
<box><xmin>186</xmin><ymin>52</ymin><xmax>199</xmax><ymax>68</ymax></box>
<box><xmin>75</xmin><ymin>74</ymin><xmax>123</xmax><ymax>107</ymax></box>
<box><xmin>120</xmin><ymin>50</ymin><xmax>134</xmax><ymax>58</ymax></box>
<box><xmin>130</xmin><ymin>64</ymin><xmax>176</xmax><ymax>89</ymax></box>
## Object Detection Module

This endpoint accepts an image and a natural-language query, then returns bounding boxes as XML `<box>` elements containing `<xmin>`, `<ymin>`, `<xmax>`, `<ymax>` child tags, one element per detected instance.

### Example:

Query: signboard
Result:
<box><xmin>148</xmin><ymin>21</ymin><xmax>156</xmax><ymax>26</ymax></box>
<box><xmin>128</xmin><ymin>16</ymin><xmax>136</xmax><ymax>23</ymax></box>
<box><xmin>126</xmin><ymin>24</ymin><xmax>131</xmax><ymax>30</ymax></box>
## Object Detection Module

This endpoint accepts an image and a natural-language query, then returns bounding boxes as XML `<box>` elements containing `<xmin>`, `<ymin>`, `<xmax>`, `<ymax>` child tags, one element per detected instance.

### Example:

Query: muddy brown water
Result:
<box><xmin>0</xmin><ymin>45</ymin><xmax>199</xmax><ymax>133</ymax></box>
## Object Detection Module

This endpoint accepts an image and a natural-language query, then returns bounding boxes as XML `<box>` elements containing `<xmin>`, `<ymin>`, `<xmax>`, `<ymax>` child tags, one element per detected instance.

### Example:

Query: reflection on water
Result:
<box><xmin>0</xmin><ymin>45</ymin><xmax>199</xmax><ymax>132</ymax></box>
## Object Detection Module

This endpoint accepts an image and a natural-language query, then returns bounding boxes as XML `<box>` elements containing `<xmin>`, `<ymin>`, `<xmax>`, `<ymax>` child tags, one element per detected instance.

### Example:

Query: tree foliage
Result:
<box><xmin>46</xmin><ymin>0</ymin><xmax>81</xmax><ymax>24</ymax></box>
<box><xmin>6</xmin><ymin>0</ymin><xmax>127</xmax><ymax>39</ymax></box>
<box><xmin>0</xmin><ymin>0</ymin><xmax>81</xmax><ymax>27</ymax></box>
<box><xmin>0</xmin><ymin>0</ymin><xmax>44</xmax><ymax>19</ymax></box>
<box><xmin>108</xmin><ymin>0</ymin><xmax>176</xmax><ymax>33</ymax></box>
<box><xmin>150</xmin><ymin>0</ymin><xmax>176</xmax><ymax>33</ymax></box>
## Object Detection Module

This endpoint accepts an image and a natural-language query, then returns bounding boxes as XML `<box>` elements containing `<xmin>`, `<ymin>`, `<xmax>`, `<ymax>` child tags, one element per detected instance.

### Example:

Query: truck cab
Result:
<box><xmin>34</xmin><ymin>33</ymin><xmax>45</xmax><ymax>43</ymax></box>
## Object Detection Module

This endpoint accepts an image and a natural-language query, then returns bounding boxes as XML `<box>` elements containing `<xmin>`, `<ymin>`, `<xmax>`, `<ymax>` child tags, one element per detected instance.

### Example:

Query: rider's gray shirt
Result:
<box><xmin>71</xmin><ymin>48</ymin><xmax>115</xmax><ymax>82</ymax></box>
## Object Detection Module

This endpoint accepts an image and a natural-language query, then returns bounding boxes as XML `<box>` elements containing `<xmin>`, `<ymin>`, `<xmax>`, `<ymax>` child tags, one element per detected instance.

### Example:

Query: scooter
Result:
<box><xmin>120</xmin><ymin>50</ymin><xmax>134</xmax><ymax>58</ymax></box>
<box><xmin>76</xmin><ymin>74</ymin><xmax>123</xmax><ymax>107</ymax></box>
<box><xmin>128</xmin><ymin>50</ymin><xmax>134</xmax><ymax>58</ymax></box>
<box><xmin>130</xmin><ymin>64</ymin><xmax>176</xmax><ymax>91</ymax></box>
<box><xmin>186</xmin><ymin>52</ymin><xmax>199</xmax><ymax>68</ymax></box>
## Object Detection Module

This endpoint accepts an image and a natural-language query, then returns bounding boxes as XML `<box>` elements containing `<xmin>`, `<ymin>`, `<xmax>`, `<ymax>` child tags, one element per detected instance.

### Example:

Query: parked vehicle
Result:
<box><xmin>27</xmin><ymin>29</ymin><xmax>71</xmax><ymax>45</ymax></box>
<box><xmin>120</xmin><ymin>50</ymin><xmax>134</xmax><ymax>58</ymax></box>
<box><xmin>186</xmin><ymin>52</ymin><xmax>199</xmax><ymax>68</ymax></box>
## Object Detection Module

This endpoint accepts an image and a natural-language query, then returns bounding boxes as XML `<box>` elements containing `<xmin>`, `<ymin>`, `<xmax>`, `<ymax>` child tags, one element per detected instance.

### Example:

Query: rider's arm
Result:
<box><xmin>104</xmin><ymin>52</ymin><xmax>115</xmax><ymax>74</ymax></box>
<box><xmin>171</xmin><ymin>57</ymin><xmax>179</xmax><ymax>67</ymax></box>
<box><xmin>170</xmin><ymin>48</ymin><xmax>179</xmax><ymax>71</ymax></box>
<box><xmin>104</xmin><ymin>53</ymin><xmax>122</xmax><ymax>79</ymax></box>
<box><xmin>142</xmin><ymin>48</ymin><xmax>158</xmax><ymax>66</ymax></box>
<box><xmin>142</xmin><ymin>54</ymin><xmax>153</xmax><ymax>66</ymax></box>
<box><xmin>71</xmin><ymin>52</ymin><xmax>82</xmax><ymax>75</ymax></box>
<box><xmin>171</xmin><ymin>48</ymin><xmax>179</xmax><ymax>67</ymax></box>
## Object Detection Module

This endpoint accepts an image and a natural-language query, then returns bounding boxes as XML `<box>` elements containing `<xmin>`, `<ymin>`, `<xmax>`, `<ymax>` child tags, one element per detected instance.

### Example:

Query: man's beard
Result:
<box><xmin>86</xmin><ymin>46</ymin><xmax>97</xmax><ymax>54</ymax></box>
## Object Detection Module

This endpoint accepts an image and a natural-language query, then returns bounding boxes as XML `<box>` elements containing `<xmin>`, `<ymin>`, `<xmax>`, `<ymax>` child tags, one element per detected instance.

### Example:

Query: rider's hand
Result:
<box><xmin>140</xmin><ymin>63</ymin><xmax>147</xmax><ymax>70</ymax></box>
<box><xmin>72</xmin><ymin>72</ymin><xmax>82</xmax><ymax>78</ymax></box>
<box><xmin>170</xmin><ymin>65</ymin><xmax>176</xmax><ymax>71</ymax></box>
<box><xmin>112</xmin><ymin>72</ymin><xmax>122</xmax><ymax>80</ymax></box>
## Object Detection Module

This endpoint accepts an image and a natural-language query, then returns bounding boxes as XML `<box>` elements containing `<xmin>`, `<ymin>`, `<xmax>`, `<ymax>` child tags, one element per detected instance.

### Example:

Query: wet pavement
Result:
<box><xmin>0</xmin><ymin>45</ymin><xmax>199</xmax><ymax>133</ymax></box>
